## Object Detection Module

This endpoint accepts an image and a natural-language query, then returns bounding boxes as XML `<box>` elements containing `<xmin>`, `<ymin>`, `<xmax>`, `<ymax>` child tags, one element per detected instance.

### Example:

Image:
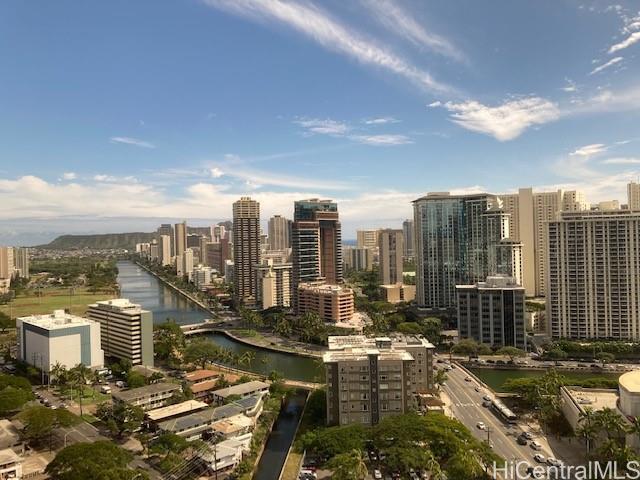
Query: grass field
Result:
<box><xmin>0</xmin><ymin>287</ymin><xmax>113</xmax><ymax>321</ymax></box>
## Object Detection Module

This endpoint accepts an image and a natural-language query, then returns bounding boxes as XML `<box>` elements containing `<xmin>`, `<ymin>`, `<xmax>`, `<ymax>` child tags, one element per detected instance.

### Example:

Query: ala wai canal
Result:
<box><xmin>116</xmin><ymin>261</ymin><xmax>323</xmax><ymax>382</ymax></box>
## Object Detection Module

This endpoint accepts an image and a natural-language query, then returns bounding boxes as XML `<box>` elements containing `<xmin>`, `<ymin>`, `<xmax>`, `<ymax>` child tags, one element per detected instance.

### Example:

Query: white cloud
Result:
<box><xmin>427</xmin><ymin>101</ymin><xmax>442</xmax><ymax>108</ymax></box>
<box><xmin>201</xmin><ymin>0</ymin><xmax>454</xmax><ymax>94</ymax></box>
<box><xmin>561</xmin><ymin>78</ymin><xmax>578</xmax><ymax>92</ymax></box>
<box><xmin>608</xmin><ymin>31</ymin><xmax>640</xmax><ymax>53</ymax></box>
<box><xmin>294</xmin><ymin>118</ymin><xmax>350</xmax><ymax>136</ymax></box>
<box><xmin>360</xmin><ymin>0</ymin><xmax>464</xmax><ymax>62</ymax></box>
<box><xmin>589</xmin><ymin>56</ymin><xmax>623</xmax><ymax>75</ymax></box>
<box><xmin>436</xmin><ymin>97</ymin><xmax>561</xmax><ymax>141</ymax></box>
<box><xmin>602</xmin><ymin>157</ymin><xmax>640</xmax><ymax>164</ymax></box>
<box><xmin>93</xmin><ymin>174</ymin><xmax>138</xmax><ymax>183</ymax></box>
<box><xmin>363</xmin><ymin>117</ymin><xmax>399</xmax><ymax>125</ymax></box>
<box><xmin>62</xmin><ymin>172</ymin><xmax>76</xmax><ymax>180</ymax></box>
<box><xmin>570</xmin><ymin>143</ymin><xmax>608</xmax><ymax>157</ymax></box>
<box><xmin>110</xmin><ymin>136</ymin><xmax>156</xmax><ymax>149</ymax></box>
<box><xmin>349</xmin><ymin>134</ymin><xmax>412</xmax><ymax>146</ymax></box>
<box><xmin>210</xmin><ymin>167</ymin><xmax>224</xmax><ymax>178</ymax></box>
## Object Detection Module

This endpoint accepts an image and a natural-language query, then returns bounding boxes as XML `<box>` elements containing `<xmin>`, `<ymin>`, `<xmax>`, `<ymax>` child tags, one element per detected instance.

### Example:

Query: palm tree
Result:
<box><xmin>576</xmin><ymin>408</ymin><xmax>598</xmax><ymax>457</ymax></box>
<box><xmin>627</xmin><ymin>417</ymin><xmax>640</xmax><ymax>449</ymax></box>
<box><xmin>239</xmin><ymin>351</ymin><xmax>256</xmax><ymax>369</ymax></box>
<box><xmin>595</xmin><ymin>407</ymin><xmax>627</xmax><ymax>440</ymax></box>
<box><xmin>50</xmin><ymin>362</ymin><xmax>67</xmax><ymax>389</ymax></box>
<box><xmin>434</xmin><ymin>369</ymin><xmax>448</xmax><ymax>390</ymax></box>
<box><xmin>69</xmin><ymin>363</ymin><xmax>91</xmax><ymax>416</ymax></box>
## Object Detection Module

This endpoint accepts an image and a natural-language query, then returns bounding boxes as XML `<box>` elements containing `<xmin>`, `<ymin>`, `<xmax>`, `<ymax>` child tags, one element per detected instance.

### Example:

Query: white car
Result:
<box><xmin>534</xmin><ymin>454</ymin><xmax>546</xmax><ymax>463</ymax></box>
<box><xmin>530</xmin><ymin>441</ymin><xmax>543</xmax><ymax>451</ymax></box>
<box><xmin>547</xmin><ymin>457</ymin><xmax>563</xmax><ymax>467</ymax></box>
<box><xmin>373</xmin><ymin>470</ymin><xmax>382</xmax><ymax>480</ymax></box>
<box><xmin>476</xmin><ymin>422</ymin><xmax>486</xmax><ymax>430</ymax></box>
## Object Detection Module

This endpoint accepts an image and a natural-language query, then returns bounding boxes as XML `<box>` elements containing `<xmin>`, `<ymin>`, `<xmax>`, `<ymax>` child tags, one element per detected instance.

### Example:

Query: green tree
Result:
<box><xmin>0</xmin><ymin>311</ymin><xmax>12</xmax><ymax>332</ymax></box>
<box><xmin>17</xmin><ymin>405</ymin><xmax>79</xmax><ymax>444</ymax></box>
<box><xmin>184</xmin><ymin>338</ymin><xmax>220</xmax><ymax>369</ymax></box>
<box><xmin>576</xmin><ymin>408</ymin><xmax>598</xmax><ymax>457</ymax></box>
<box><xmin>421</xmin><ymin>317</ymin><xmax>442</xmax><ymax>345</ymax></box>
<box><xmin>45</xmin><ymin>441</ymin><xmax>147</xmax><ymax>480</ymax></box>
<box><xmin>154</xmin><ymin>320</ymin><xmax>186</xmax><ymax>365</ymax></box>
<box><xmin>595</xmin><ymin>351</ymin><xmax>616</xmax><ymax>366</ymax></box>
<box><xmin>95</xmin><ymin>402</ymin><xmax>144</xmax><ymax>438</ymax></box>
<box><xmin>69</xmin><ymin>363</ymin><xmax>91</xmax><ymax>416</ymax></box>
<box><xmin>594</xmin><ymin>407</ymin><xmax>627</xmax><ymax>440</ymax></box>
<box><xmin>451</xmin><ymin>338</ymin><xmax>480</xmax><ymax>360</ymax></box>
<box><xmin>328</xmin><ymin>450</ymin><xmax>368</xmax><ymax>480</ymax></box>
<box><xmin>300</xmin><ymin>424</ymin><xmax>367</xmax><ymax>458</ymax></box>
<box><xmin>126</xmin><ymin>370</ymin><xmax>146</xmax><ymax>389</ymax></box>
<box><xmin>495</xmin><ymin>346</ymin><xmax>526</xmax><ymax>362</ymax></box>
<box><xmin>434</xmin><ymin>369</ymin><xmax>448</xmax><ymax>389</ymax></box>
<box><xmin>0</xmin><ymin>373</ymin><xmax>33</xmax><ymax>415</ymax></box>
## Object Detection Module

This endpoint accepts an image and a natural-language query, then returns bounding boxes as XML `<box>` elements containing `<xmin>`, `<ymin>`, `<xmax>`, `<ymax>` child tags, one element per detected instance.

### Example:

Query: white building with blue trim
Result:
<box><xmin>16</xmin><ymin>310</ymin><xmax>104</xmax><ymax>373</ymax></box>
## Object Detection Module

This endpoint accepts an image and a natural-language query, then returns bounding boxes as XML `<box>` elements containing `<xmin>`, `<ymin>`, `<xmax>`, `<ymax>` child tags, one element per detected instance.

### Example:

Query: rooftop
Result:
<box><xmin>146</xmin><ymin>400</ymin><xmax>208</xmax><ymax>422</ymax></box>
<box><xmin>619</xmin><ymin>370</ymin><xmax>640</xmax><ymax>394</ymax></box>
<box><xmin>298</xmin><ymin>282</ymin><xmax>353</xmax><ymax>294</ymax></box>
<box><xmin>212</xmin><ymin>381</ymin><xmax>270</xmax><ymax>399</ymax></box>
<box><xmin>323</xmin><ymin>349</ymin><xmax>413</xmax><ymax>363</ymax></box>
<box><xmin>112</xmin><ymin>383</ymin><xmax>181</xmax><ymax>402</ymax></box>
<box><xmin>564</xmin><ymin>387</ymin><xmax>624</xmax><ymax>417</ymax></box>
<box><xmin>17</xmin><ymin>310</ymin><xmax>98</xmax><ymax>330</ymax></box>
<box><xmin>327</xmin><ymin>334</ymin><xmax>434</xmax><ymax>351</ymax></box>
<box><xmin>185</xmin><ymin>369</ymin><xmax>220</xmax><ymax>383</ymax></box>
<box><xmin>0</xmin><ymin>448</ymin><xmax>21</xmax><ymax>466</ymax></box>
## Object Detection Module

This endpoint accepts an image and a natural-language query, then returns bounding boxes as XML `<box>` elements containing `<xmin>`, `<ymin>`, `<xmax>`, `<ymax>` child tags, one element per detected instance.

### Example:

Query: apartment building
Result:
<box><xmin>256</xmin><ymin>257</ymin><xmax>293</xmax><ymax>309</ymax></box>
<box><xmin>112</xmin><ymin>383</ymin><xmax>181</xmax><ymax>411</ymax></box>
<box><xmin>324</xmin><ymin>335</ymin><xmax>435</xmax><ymax>426</ymax></box>
<box><xmin>87</xmin><ymin>298</ymin><xmax>154</xmax><ymax>366</ymax></box>
<box><xmin>0</xmin><ymin>247</ymin><xmax>14</xmax><ymax>280</ymax></box>
<box><xmin>628</xmin><ymin>181</ymin><xmax>640</xmax><ymax>211</ymax></box>
<box><xmin>174</xmin><ymin>221</ymin><xmax>187</xmax><ymax>258</ymax></box>
<box><xmin>343</xmin><ymin>246</ymin><xmax>374</xmax><ymax>272</ymax></box>
<box><xmin>547</xmin><ymin>210</ymin><xmax>640</xmax><ymax>340</ymax></box>
<box><xmin>16</xmin><ymin>310</ymin><xmax>104</xmax><ymax>373</ymax></box>
<box><xmin>402</xmin><ymin>219</ymin><xmax>415</xmax><ymax>259</ymax></box>
<box><xmin>13</xmin><ymin>247</ymin><xmax>29</xmax><ymax>278</ymax></box>
<box><xmin>456</xmin><ymin>276</ymin><xmax>526</xmax><ymax>349</ymax></box>
<box><xmin>268</xmin><ymin>215</ymin><xmax>291</xmax><ymax>251</ymax></box>
<box><xmin>356</xmin><ymin>229</ymin><xmax>379</xmax><ymax>250</ymax></box>
<box><xmin>378</xmin><ymin>229</ymin><xmax>404</xmax><ymax>285</ymax></box>
<box><xmin>159</xmin><ymin>234</ymin><xmax>172</xmax><ymax>266</ymax></box>
<box><xmin>233</xmin><ymin>197</ymin><xmax>261</xmax><ymax>306</ymax></box>
<box><xmin>298</xmin><ymin>282</ymin><xmax>354</xmax><ymax>323</ymax></box>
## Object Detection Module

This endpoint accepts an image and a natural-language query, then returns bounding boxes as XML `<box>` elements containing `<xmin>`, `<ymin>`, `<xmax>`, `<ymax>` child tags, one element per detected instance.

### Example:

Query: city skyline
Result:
<box><xmin>2</xmin><ymin>1</ymin><xmax>640</xmax><ymax>244</ymax></box>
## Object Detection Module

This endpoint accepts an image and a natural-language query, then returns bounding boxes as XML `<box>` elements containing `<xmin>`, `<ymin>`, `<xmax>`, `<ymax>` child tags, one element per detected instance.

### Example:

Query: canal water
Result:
<box><xmin>116</xmin><ymin>261</ymin><xmax>323</xmax><ymax>382</ymax></box>
<box><xmin>254</xmin><ymin>390</ymin><xmax>307</xmax><ymax>480</ymax></box>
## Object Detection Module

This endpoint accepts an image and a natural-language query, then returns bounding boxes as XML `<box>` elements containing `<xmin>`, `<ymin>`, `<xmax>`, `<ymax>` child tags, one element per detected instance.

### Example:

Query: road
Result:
<box><xmin>442</xmin><ymin>366</ymin><xmax>543</xmax><ymax>469</ymax></box>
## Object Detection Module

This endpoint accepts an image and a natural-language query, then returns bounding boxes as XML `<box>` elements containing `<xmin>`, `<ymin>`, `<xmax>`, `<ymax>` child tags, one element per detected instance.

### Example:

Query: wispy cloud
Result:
<box><xmin>363</xmin><ymin>117</ymin><xmax>400</xmax><ymax>125</ymax></box>
<box><xmin>201</xmin><ymin>0</ymin><xmax>454</xmax><ymax>94</ymax></box>
<box><xmin>210</xmin><ymin>167</ymin><xmax>224</xmax><ymax>178</ymax></box>
<box><xmin>433</xmin><ymin>96</ymin><xmax>561</xmax><ymax>141</ymax></box>
<box><xmin>561</xmin><ymin>78</ymin><xmax>578</xmax><ymax>93</ymax></box>
<box><xmin>570</xmin><ymin>144</ymin><xmax>608</xmax><ymax>157</ymax></box>
<box><xmin>608</xmin><ymin>31</ymin><xmax>640</xmax><ymax>53</ymax></box>
<box><xmin>110</xmin><ymin>136</ymin><xmax>156</xmax><ymax>149</ymax></box>
<box><xmin>62</xmin><ymin>172</ymin><xmax>76</xmax><ymax>180</ymax></box>
<box><xmin>294</xmin><ymin>118</ymin><xmax>350</xmax><ymax>136</ymax></box>
<box><xmin>350</xmin><ymin>134</ymin><xmax>412</xmax><ymax>146</ymax></box>
<box><xmin>589</xmin><ymin>56</ymin><xmax>623</xmax><ymax>75</ymax></box>
<box><xmin>602</xmin><ymin>157</ymin><xmax>640</xmax><ymax>165</ymax></box>
<box><xmin>360</xmin><ymin>0</ymin><xmax>464</xmax><ymax>62</ymax></box>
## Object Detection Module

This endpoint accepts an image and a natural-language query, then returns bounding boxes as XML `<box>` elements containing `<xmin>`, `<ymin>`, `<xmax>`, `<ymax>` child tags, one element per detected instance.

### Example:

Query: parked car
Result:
<box><xmin>373</xmin><ymin>470</ymin><xmax>382</xmax><ymax>480</ymax></box>
<box><xmin>534</xmin><ymin>454</ymin><xmax>546</xmax><ymax>463</ymax></box>
<box><xmin>115</xmin><ymin>381</ymin><xmax>126</xmax><ymax>388</ymax></box>
<box><xmin>522</xmin><ymin>431</ymin><xmax>534</xmax><ymax>440</ymax></box>
<box><xmin>547</xmin><ymin>457</ymin><xmax>563</xmax><ymax>467</ymax></box>
<box><xmin>516</xmin><ymin>436</ymin><xmax>528</xmax><ymax>446</ymax></box>
<box><xmin>483</xmin><ymin>395</ymin><xmax>492</xmax><ymax>402</ymax></box>
<box><xmin>464</xmin><ymin>377</ymin><xmax>472</xmax><ymax>382</ymax></box>
<box><xmin>530</xmin><ymin>441</ymin><xmax>543</xmax><ymax>451</ymax></box>
<box><xmin>100</xmin><ymin>385</ymin><xmax>112</xmax><ymax>394</ymax></box>
<box><xmin>482</xmin><ymin>400</ymin><xmax>492</xmax><ymax>408</ymax></box>
<box><xmin>476</xmin><ymin>422</ymin><xmax>486</xmax><ymax>430</ymax></box>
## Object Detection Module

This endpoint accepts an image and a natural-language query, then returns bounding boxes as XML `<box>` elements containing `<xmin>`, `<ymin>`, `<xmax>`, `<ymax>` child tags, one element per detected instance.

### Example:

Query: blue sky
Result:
<box><xmin>1</xmin><ymin>0</ymin><xmax>640</xmax><ymax>244</ymax></box>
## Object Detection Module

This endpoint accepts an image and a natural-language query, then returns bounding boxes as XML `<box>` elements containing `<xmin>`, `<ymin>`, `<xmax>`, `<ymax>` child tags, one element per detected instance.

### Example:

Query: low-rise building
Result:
<box><xmin>146</xmin><ymin>400</ymin><xmax>209</xmax><ymax>425</ymax></box>
<box><xmin>324</xmin><ymin>335</ymin><xmax>435</xmax><ymax>426</ymax></box>
<box><xmin>184</xmin><ymin>369</ymin><xmax>223</xmax><ymax>402</ymax></box>
<box><xmin>0</xmin><ymin>449</ymin><xmax>22</xmax><ymax>480</ymax></box>
<box><xmin>211</xmin><ymin>381</ymin><xmax>270</xmax><ymax>404</ymax></box>
<box><xmin>199</xmin><ymin>433</ymin><xmax>252</xmax><ymax>473</ymax></box>
<box><xmin>380</xmin><ymin>284</ymin><xmax>415</xmax><ymax>304</ymax></box>
<box><xmin>16</xmin><ymin>310</ymin><xmax>104</xmax><ymax>374</ymax></box>
<box><xmin>112</xmin><ymin>383</ymin><xmax>181</xmax><ymax>411</ymax></box>
<box><xmin>255</xmin><ymin>254</ymin><xmax>293</xmax><ymax>310</ymax></box>
<box><xmin>298</xmin><ymin>282</ymin><xmax>354</xmax><ymax>323</ymax></box>
<box><xmin>87</xmin><ymin>299</ymin><xmax>154</xmax><ymax>367</ymax></box>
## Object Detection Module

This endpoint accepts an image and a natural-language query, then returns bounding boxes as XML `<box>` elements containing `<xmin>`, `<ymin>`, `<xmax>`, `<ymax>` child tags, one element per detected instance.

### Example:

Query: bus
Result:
<box><xmin>491</xmin><ymin>398</ymin><xmax>517</xmax><ymax>424</ymax></box>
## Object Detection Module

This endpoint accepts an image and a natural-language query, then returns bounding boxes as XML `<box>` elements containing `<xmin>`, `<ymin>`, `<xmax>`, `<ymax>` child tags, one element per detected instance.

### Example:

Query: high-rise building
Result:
<box><xmin>16</xmin><ymin>310</ymin><xmax>104</xmax><ymax>373</ymax></box>
<box><xmin>157</xmin><ymin>224</ymin><xmax>174</xmax><ymax>256</ymax></box>
<box><xmin>149</xmin><ymin>240</ymin><xmax>159</xmax><ymax>262</ymax></box>
<box><xmin>87</xmin><ymin>299</ymin><xmax>154</xmax><ymax>366</ymax></box>
<box><xmin>0</xmin><ymin>247</ymin><xmax>14</xmax><ymax>279</ymax></box>
<box><xmin>159</xmin><ymin>235</ymin><xmax>172</xmax><ymax>266</ymax></box>
<box><xmin>211</xmin><ymin>224</ymin><xmax>226</xmax><ymax>243</ymax></box>
<box><xmin>628</xmin><ymin>182</ymin><xmax>640</xmax><ymax>211</ymax></box>
<box><xmin>324</xmin><ymin>335</ymin><xmax>435</xmax><ymax>426</ymax></box>
<box><xmin>499</xmin><ymin>188</ymin><xmax>588</xmax><ymax>296</ymax></box>
<box><xmin>256</xmin><ymin>252</ymin><xmax>293</xmax><ymax>309</ymax></box>
<box><xmin>186</xmin><ymin>234</ymin><xmax>202</xmax><ymax>249</ymax></box>
<box><xmin>378</xmin><ymin>229</ymin><xmax>403</xmax><ymax>285</ymax></box>
<box><xmin>206</xmin><ymin>237</ymin><xmax>231</xmax><ymax>273</ymax></box>
<box><xmin>548</xmin><ymin>210</ymin><xmax>640</xmax><ymax>340</ymax></box>
<box><xmin>594</xmin><ymin>200</ymin><xmax>620</xmax><ymax>211</ymax></box>
<box><xmin>174</xmin><ymin>221</ymin><xmax>187</xmax><ymax>258</ymax></box>
<box><xmin>343</xmin><ymin>246</ymin><xmax>374</xmax><ymax>272</ymax></box>
<box><xmin>412</xmin><ymin>192</ymin><xmax>509</xmax><ymax>310</ymax></box>
<box><xmin>233</xmin><ymin>197</ymin><xmax>261</xmax><ymax>306</ymax></box>
<box><xmin>268</xmin><ymin>215</ymin><xmax>291</xmax><ymax>251</ymax></box>
<box><xmin>357</xmin><ymin>229</ymin><xmax>379</xmax><ymax>250</ymax></box>
<box><xmin>292</xmin><ymin>199</ymin><xmax>342</xmax><ymax>288</ymax></box>
<box><xmin>12</xmin><ymin>247</ymin><xmax>29</xmax><ymax>279</ymax></box>
<box><xmin>495</xmin><ymin>239</ymin><xmax>523</xmax><ymax>287</ymax></box>
<box><xmin>177</xmin><ymin>249</ymin><xmax>194</xmax><ymax>279</ymax></box>
<box><xmin>456</xmin><ymin>276</ymin><xmax>526</xmax><ymax>349</ymax></box>
<box><xmin>402</xmin><ymin>219</ymin><xmax>415</xmax><ymax>259</ymax></box>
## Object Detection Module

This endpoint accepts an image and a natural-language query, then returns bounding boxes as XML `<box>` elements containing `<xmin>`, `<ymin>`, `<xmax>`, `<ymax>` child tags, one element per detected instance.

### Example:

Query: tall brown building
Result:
<box><xmin>232</xmin><ymin>197</ymin><xmax>260</xmax><ymax>306</ymax></box>
<box><xmin>378</xmin><ymin>229</ymin><xmax>404</xmax><ymax>285</ymax></box>
<box><xmin>174</xmin><ymin>221</ymin><xmax>187</xmax><ymax>258</ymax></box>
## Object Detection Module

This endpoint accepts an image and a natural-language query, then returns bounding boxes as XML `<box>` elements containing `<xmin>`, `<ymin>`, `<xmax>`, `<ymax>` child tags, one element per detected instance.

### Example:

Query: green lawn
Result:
<box><xmin>57</xmin><ymin>385</ymin><xmax>111</xmax><ymax>405</ymax></box>
<box><xmin>0</xmin><ymin>287</ymin><xmax>113</xmax><ymax>320</ymax></box>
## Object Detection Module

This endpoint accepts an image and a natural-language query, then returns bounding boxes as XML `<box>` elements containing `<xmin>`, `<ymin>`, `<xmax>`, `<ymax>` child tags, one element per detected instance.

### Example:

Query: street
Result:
<box><xmin>442</xmin><ymin>366</ymin><xmax>548</xmax><ymax>469</ymax></box>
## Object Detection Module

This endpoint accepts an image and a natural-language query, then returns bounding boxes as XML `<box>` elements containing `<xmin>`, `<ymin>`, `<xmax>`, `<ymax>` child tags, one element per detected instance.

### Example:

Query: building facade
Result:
<box><xmin>256</xmin><ymin>257</ymin><xmax>293</xmax><ymax>309</ymax></box>
<box><xmin>628</xmin><ymin>182</ymin><xmax>640</xmax><ymax>211</ymax></box>
<box><xmin>343</xmin><ymin>246</ymin><xmax>374</xmax><ymax>272</ymax></box>
<box><xmin>87</xmin><ymin>298</ymin><xmax>154</xmax><ymax>366</ymax></box>
<box><xmin>159</xmin><ymin>235</ymin><xmax>172</xmax><ymax>266</ymax></box>
<box><xmin>298</xmin><ymin>282</ymin><xmax>354</xmax><ymax>323</ymax></box>
<box><xmin>324</xmin><ymin>335</ymin><xmax>435</xmax><ymax>426</ymax></box>
<box><xmin>174</xmin><ymin>221</ymin><xmax>187</xmax><ymax>258</ymax></box>
<box><xmin>12</xmin><ymin>247</ymin><xmax>29</xmax><ymax>279</ymax></box>
<box><xmin>378</xmin><ymin>229</ymin><xmax>404</xmax><ymax>285</ymax></box>
<box><xmin>456</xmin><ymin>276</ymin><xmax>526</xmax><ymax>349</ymax></box>
<box><xmin>268</xmin><ymin>215</ymin><xmax>291</xmax><ymax>251</ymax></box>
<box><xmin>16</xmin><ymin>310</ymin><xmax>104</xmax><ymax>373</ymax></box>
<box><xmin>233</xmin><ymin>197</ymin><xmax>261</xmax><ymax>306</ymax></box>
<box><xmin>0</xmin><ymin>247</ymin><xmax>14</xmax><ymax>280</ymax></box>
<box><xmin>402</xmin><ymin>219</ymin><xmax>415</xmax><ymax>259</ymax></box>
<box><xmin>356</xmin><ymin>230</ymin><xmax>379</xmax><ymax>250</ymax></box>
<box><xmin>547</xmin><ymin>210</ymin><xmax>640</xmax><ymax>340</ymax></box>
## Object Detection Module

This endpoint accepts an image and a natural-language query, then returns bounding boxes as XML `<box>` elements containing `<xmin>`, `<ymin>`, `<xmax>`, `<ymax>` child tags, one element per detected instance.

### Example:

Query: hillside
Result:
<box><xmin>40</xmin><ymin>232</ymin><xmax>156</xmax><ymax>250</ymax></box>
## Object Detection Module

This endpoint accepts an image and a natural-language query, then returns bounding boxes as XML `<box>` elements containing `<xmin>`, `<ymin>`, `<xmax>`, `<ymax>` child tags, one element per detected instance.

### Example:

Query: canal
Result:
<box><xmin>469</xmin><ymin>367</ymin><xmax>621</xmax><ymax>392</ymax></box>
<box><xmin>116</xmin><ymin>261</ymin><xmax>323</xmax><ymax>382</ymax></box>
<box><xmin>254</xmin><ymin>390</ymin><xmax>307</xmax><ymax>480</ymax></box>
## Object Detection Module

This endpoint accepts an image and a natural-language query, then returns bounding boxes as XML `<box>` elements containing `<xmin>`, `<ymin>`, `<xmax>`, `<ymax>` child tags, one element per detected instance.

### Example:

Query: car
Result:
<box><xmin>530</xmin><ymin>441</ymin><xmax>543</xmax><ymax>451</ymax></box>
<box><xmin>115</xmin><ymin>381</ymin><xmax>126</xmax><ymax>388</ymax></box>
<box><xmin>534</xmin><ymin>454</ymin><xmax>546</xmax><ymax>463</ymax></box>
<box><xmin>373</xmin><ymin>470</ymin><xmax>382</xmax><ymax>480</ymax></box>
<box><xmin>368</xmin><ymin>450</ymin><xmax>378</xmax><ymax>462</ymax></box>
<box><xmin>474</xmin><ymin>386</ymin><xmax>481</xmax><ymax>392</ymax></box>
<box><xmin>482</xmin><ymin>400</ymin><xmax>492</xmax><ymax>408</ymax></box>
<box><xmin>547</xmin><ymin>457</ymin><xmax>563</xmax><ymax>467</ymax></box>
<box><xmin>464</xmin><ymin>376</ymin><xmax>472</xmax><ymax>382</ymax></box>
<box><xmin>516</xmin><ymin>436</ymin><xmax>528</xmax><ymax>445</ymax></box>
<box><xmin>483</xmin><ymin>394</ymin><xmax>492</xmax><ymax>402</ymax></box>
<box><xmin>522</xmin><ymin>431</ymin><xmax>534</xmax><ymax>440</ymax></box>
<box><xmin>476</xmin><ymin>422</ymin><xmax>486</xmax><ymax>430</ymax></box>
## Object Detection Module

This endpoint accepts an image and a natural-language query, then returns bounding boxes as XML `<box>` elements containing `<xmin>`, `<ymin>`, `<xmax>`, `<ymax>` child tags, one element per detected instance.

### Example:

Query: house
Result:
<box><xmin>211</xmin><ymin>381</ymin><xmax>269</xmax><ymax>404</ymax></box>
<box><xmin>199</xmin><ymin>433</ymin><xmax>252</xmax><ymax>473</ymax></box>
<box><xmin>0</xmin><ymin>448</ymin><xmax>22</xmax><ymax>479</ymax></box>
<box><xmin>146</xmin><ymin>400</ymin><xmax>209</xmax><ymax>426</ymax></box>
<box><xmin>111</xmin><ymin>383</ymin><xmax>181</xmax><ymax>411</ymax></box>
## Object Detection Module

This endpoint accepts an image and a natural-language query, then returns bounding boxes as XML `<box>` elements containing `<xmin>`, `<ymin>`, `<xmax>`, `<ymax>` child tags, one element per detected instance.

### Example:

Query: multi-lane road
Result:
<box><xmin>442</xmin><ymin>365</ymin><xmax>546</xmax><ymax>468</ymax></box>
